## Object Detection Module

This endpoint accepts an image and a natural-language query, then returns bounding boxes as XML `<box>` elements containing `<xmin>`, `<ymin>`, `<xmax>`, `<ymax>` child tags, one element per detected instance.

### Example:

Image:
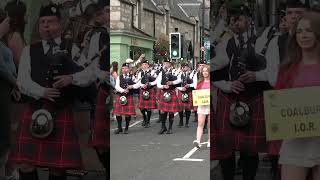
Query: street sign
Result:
<box><xmin>204</xmin><ymin>41</ymin><xmax>210</xmax><ymax>49</ymax></box>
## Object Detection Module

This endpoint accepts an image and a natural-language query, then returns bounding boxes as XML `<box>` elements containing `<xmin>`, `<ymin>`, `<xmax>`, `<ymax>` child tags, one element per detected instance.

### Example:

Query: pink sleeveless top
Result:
<box><xmin>293</xmin><ymin>63</ymin><xmax>320</xmax><ymax>87</ymax></box>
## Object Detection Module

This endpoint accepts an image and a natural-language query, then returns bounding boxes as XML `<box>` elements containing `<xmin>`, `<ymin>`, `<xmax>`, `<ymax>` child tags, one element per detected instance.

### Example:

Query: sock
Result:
<box><xmin>116</xmin><ymin>116</ymin><xmax>122</xmax><ymax>130</ymax></box>
<box><xmin>146</xmin><ymin>110</ymin><xmax>152</xmax><ymax>124</ymax></box>
<box><xmin>140</xmin><ymin>109</ymin><xmax>147</xmax><ymax>122</ymax></box>
<box><xmin>169</xmin><ymin>113</ymin><xmax>174</xmax><ymax>130</ymax></box>
<box><xmin>49</xmin><ymin>172</ymin><xmax>66</xmax><ymax>180</ymax></box>
<box><xmin>240</xmin><ymin>152</ymin><xmax>259</xmax><ymax>180</ymax></box>
<box><xmin>125</xmin><ymin>116</ymin><xmax>131</xmax><ymax>130</ymax></box>
<box><xmin>185</xmin><ymin>110</ymin><xmax>191</xmax><ymax>125</ymax></box>
<box><xmin>220</xmin><ymin>154</ymin><xmax>235</xmax><ymax>180</ymax></box>
<box><xmin>179</xmin><ymin>111</ymin><xmax>184</xmax><ymax>125</ymax></box>
<box><xmin>19</xmin><ymin>169</ymin><xmax>38</xmax><ymax>180</ymax></box>
<box><xmin>161</xmin><ymin>112</ymin><xmax>168</xmax><ymax>129</ymax></box>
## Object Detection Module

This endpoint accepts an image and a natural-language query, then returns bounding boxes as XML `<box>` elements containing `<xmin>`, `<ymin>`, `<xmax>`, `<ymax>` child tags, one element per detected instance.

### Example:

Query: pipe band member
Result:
<box><xmin>113</xmin><ymin>62</ymin><xmax>140</xmax><ymax>134</ymax></box>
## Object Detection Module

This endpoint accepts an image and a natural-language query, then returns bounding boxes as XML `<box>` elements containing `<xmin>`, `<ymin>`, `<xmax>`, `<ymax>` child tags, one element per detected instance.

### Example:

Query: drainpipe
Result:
<box><xmin>153</xmin><ymin>13</ymin><xmax>156</xmax><ymax>37</ymax></box>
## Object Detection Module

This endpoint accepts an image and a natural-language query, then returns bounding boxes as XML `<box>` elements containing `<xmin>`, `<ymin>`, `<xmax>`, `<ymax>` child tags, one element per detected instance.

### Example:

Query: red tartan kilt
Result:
<box><xmin>267</xmin><ymin>140</ymin><xmax>282</xmax><ymax>155</ymax></box>
<box><xmin>9</xmin><ymin>105</ymin><xmax>81</xmax><ymax>169</ymax></box>
<box><xmin>211</xmin><ymin>90</ymin><xmax>268</xmax><ymax>160</ymax></box>
<box><xmin>90</xmin><ymin>88</ymin><xmax>108</xmax><ymax>148</ymax></box>
<box><xmin>138</xmin><ymin>88</ymin><xmax>157</xmax><ymax>109</ymax></box>
<box><xmin>177</xmin><ymin>91</ymin><xmax>193</xmax><ymax>110</ymax></box>
<box><xmin>158</xmin><ymin>89</ymin><xmax>182</xmax><ymax>112</ymax></box>
<box><xmin>156</xmin><ymin>89</ymin><xmax>161</xmax><ymax>102</ymax></box>
<box><xmin>112</xmin><ymin>94</ymin><xmax>136</xmax><ymax>115</ymax></box>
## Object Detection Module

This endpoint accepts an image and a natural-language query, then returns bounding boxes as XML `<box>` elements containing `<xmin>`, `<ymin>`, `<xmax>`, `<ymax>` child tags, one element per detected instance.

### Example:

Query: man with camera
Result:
<box><xmin>212</xmin><ymin>4</ymin><xmax>271</xmax><ymax>180</ymax></box>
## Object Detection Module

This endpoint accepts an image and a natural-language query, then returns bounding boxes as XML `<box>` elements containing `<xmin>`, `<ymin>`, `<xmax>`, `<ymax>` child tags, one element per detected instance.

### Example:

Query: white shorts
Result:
<box><xmin>279</xmin><ymin>137</ymin><xmax>320</xmax><ymax>167</ymax></box>
<box><xmin>197</xmin><ymin>105</ymin><xmax>210</xmax><ymax>115</ymax></box>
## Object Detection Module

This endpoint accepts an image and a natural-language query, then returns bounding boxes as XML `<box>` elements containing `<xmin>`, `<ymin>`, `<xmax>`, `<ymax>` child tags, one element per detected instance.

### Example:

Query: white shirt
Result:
<box><xmin>213</xmin><ymin>30</ymin><xmax>280</xmax><ymax>93</ymax></box>
<box><xmin>17</xmin><ymin>37</ymin><xmax>96</xmax><ymax>99</ymax></box>
<box><xmin>156</xmin><ymin>71</ymin><xmax>182</xmax><ymax>89</ymax></box>
<box><xmin>176</xmin><ymin>71</ymin><xmax>197</xmax><ymax>91</ymax></box>
<box><xmin>115</xmin><ymin>74</ymin><xmax>140</xmax><ymax>93</ymax></box>
<box><xmin>137</xmin><ymin>70</ymin><xmax>157</xmax><ymax>87</ymax></box>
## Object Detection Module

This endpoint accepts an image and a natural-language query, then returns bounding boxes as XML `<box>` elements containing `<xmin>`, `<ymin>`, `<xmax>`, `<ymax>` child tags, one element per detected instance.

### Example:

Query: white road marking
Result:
<box><xmin>183</xmin><ymin>147</ymin><xmax>199</xmax><ymax>159</ymax></box>
<box><xmin>173</xmin><ymin>142</ymin><xmax>208</xmax><ymax>162</ymax></box>
<box><xmin>173</xmin><ymin>158</ymin><xmax>204</xmax><ymax>162</ymax></box>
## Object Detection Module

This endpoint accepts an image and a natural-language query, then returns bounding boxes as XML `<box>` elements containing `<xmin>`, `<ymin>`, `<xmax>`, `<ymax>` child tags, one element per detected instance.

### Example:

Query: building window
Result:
<box><xmin>133</xmin><ymin>0</ymin><xmax>141</xmax><ymax>28</ymax></box>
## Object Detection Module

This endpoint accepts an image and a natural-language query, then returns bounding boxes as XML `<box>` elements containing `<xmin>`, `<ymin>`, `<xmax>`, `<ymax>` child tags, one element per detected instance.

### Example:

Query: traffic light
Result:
<box><xmin>169</xmin><ymin>32</ymin><xmax>181</xmax><ymax>59</ymax></box>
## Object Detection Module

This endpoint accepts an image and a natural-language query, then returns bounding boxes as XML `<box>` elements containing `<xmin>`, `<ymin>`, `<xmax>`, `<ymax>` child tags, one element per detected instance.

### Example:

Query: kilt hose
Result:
<box><xmin>89</xmin><ymin>88</ymin><xmax>108</xmax><ymax>148</ymax></box>
<box><xmin>177</xmin><ymin>90</ymin><xmax>193</xmax><ymax>110</ymax></box>
<box><xmin>113</xmin><ymin>94</ymin><xmax>136</xmax><ymax>116</ymax></box>
<box><xmin>211</xmin><ymin>89</ymin><xmax>268</xmax><ymax>160</ymax></box>
<box><xmin>158</xmin><ymin>89</ymin><xmax>182</xmax><ymax>113</ymax></box>
<box><xmin>138</xmin><ymin>87</ymin><xmax>157</xmax><ymax>109</ymax></box>
<box><xmin>9</xmin><ymin>105</ymin><xmax>82</xmax><ymax>169</ymax></box>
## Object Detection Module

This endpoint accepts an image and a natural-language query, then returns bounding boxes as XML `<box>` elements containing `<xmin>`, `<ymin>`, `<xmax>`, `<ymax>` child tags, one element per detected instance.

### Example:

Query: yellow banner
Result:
<box><xmin>192</xmin><ymin>89</ymin><xmax>210</xmax><ymax>106</ymax></box>
<box><xmin>264</xmin><ymin>87</ymin><xmax>320</xmax><ymax>141</ymax></box>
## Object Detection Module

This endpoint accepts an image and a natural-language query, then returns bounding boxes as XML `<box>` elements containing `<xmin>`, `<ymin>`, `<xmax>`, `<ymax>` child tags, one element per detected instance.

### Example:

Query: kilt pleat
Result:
<box><xmin>177</xmin><ymin>91</ymin><xmax>193</xmax><ymax>110</ymax></box>
<box><xmin>112</xmin><ymin>94</ymin><xmax>136</xmax><ymax>116</ymax></box>
<box><xmin>156</xmin><ymin>88</ymin><xmax>161</xmax><ymax>102</ymax></box>
<box><xmin>9</xmin><ymin>105</ymin><xmax>82</xmax><ymax>169</ymax></box>
<box><xmin>158</xmin><ymin>89</ymin><xmax>182</xmax><ymax>113</ymax></box>
<box><xmin>138</xmin><ymin>88</ymin><xmax>157</xmax><ymax>109</ymax></box>
<box><xmin>90</xmin><ymin>88</ymin><xmax>108</xmax><ymax>148</ymax></box>
<box><xmin>211</xmin><ymin>89</ymin><xmax>268</xmax><ymax>160</ymax></box>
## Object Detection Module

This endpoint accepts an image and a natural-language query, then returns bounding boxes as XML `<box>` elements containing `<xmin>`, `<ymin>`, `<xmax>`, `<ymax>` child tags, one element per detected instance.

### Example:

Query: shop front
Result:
<box><xmin>110</xmin><ymin>31</ymin><xmax>156</xmax><ymax>65</ymax></box>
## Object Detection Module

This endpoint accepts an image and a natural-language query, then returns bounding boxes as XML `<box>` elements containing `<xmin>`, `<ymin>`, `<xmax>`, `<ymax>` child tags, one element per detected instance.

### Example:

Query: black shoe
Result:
<box><xmin>158</xmin><ymin>128</ymin><xmax>167</xmax><ymax>134</ymax></box>
<box><xmin>124</xmin><ymin>129</ymin><xmax>129</xmax><ymax>134</ymax></box>
<box><xmin>114</xmin><ymin>129</ymin><xmax>123</xmax><ymax>134</ymax></box>
<box><xmin>156</xmin><ymin>119</ymin><xmax>161</xmax><ymax>123</ymax></box>
<box><xmin>185</xmin><ymin>124</ymin><xmax>189</xmax><ymax>128</ymax></box>
<box><xmin>166</xmin><ymin>129</ymin><xmax>172</xmax><ymax>134</ymax></box>
<box><xmin>178</xmin><ymin>123</ymin><xmax>183</xmax><ymax>128</ymax></box>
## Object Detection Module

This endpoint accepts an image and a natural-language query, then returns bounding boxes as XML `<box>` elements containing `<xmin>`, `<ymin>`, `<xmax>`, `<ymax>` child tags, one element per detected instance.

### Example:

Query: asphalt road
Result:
<box><xmin>110</xmin><ymin>112</ymin><xmax>210</xmax><ymax>180</ymax></box>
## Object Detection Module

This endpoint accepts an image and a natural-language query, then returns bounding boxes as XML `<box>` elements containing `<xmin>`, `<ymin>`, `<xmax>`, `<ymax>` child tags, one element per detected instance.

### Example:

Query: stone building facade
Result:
<box><xmin>110</xmin><ymin>0</ymin><xmax>210</xmax><ymax>65</ymax></box>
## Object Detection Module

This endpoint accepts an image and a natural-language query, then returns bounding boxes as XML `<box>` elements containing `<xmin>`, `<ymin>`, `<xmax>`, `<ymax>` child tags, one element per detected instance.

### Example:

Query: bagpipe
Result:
<box><xmin>180</xmin><ymin>71</ymin><xmax>193</xmax><ymax>103</ymax></box>
<box><xmin>161</xmin><ymin>67</ymin><xmax>179</xmax><ymax>103</ymax></box>
<box><xmin>118</xmin><ymin>74</ymin><xmax>135</xmax><ymax>106</ymax></box>
<box><xmin>30</xmin><ymin>44</ymin><xmax>74</xmax><ymax>139</ymax></box>
<box><xmin>229</xmin><ymin>21</ymin><xmax>257</xmax><ymax>129</ymax></box>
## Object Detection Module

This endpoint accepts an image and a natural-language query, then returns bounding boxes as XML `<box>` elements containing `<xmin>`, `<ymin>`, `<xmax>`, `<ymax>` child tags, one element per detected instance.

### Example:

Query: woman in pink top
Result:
<box><xmin>193</xmin><ymin>65</ymin><xmax>210</xmax><ymax>148</ymax></box>
<box><xmin>275</xmin><ymin>11</ymin><xmax>320</xmax><ymax>180</ymax></box>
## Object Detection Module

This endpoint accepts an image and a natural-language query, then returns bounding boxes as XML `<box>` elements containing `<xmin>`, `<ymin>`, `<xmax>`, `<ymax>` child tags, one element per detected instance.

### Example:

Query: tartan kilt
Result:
<box><xmin>267</xmin><ymin>140</ymin><xmax>282</xmax><ymax>155</ymax></box>
<box><xmin>138</xmin><ymin>87</ymin><xmax>157</xmax><ymax>109</ymax></box>
<box><xmin>156</xmin><ymin>88</ymin><xmax>161</xmax><ymax>102</ymax></box>
<box><xmin>9</xmin><ymin>105</ymin><xmax>82</xmax><ymax>169</ymax></box>
<box><xmin>177</xmin><ymin>90</ymin><xmax>193</xmax><ymax>110</ymax></box>
<box><xmin>89</xmin><ymin>88</ymin><xmax>108</xmax><ymax>148</ymax></box>
<box><xmin>158</xmin><ymin>89</ymin><xmax>182</xmax><ymax>113</ymax></box>
<box><xmin>112</xmin><ymin>94</ymin><xmax>136</xmax><ymax>116</ymax></box>
<box><xmin>211</xmin><ymin>89</ymin><xmax>268</xmax><ymax>160</ymax></box>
